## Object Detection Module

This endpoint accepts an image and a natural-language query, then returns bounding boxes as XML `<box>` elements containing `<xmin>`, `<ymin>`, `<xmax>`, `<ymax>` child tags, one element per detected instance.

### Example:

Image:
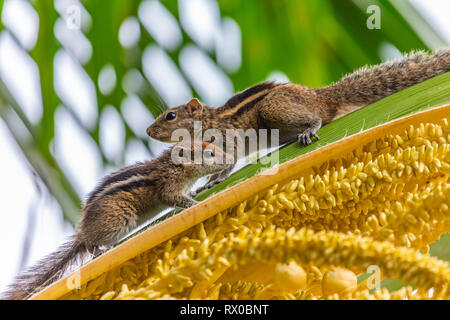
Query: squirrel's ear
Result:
<box><xmin>187</xmin><ymin>98</ymin><xmax>203</xmax><ymax>112</ymax></box>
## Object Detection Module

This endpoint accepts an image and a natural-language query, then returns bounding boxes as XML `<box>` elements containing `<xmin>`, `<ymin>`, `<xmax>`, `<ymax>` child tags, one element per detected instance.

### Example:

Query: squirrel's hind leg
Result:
<box><xmin>260</xmin><ymin>105</ymin><xmax>322</xmax><ymax>146</ymax></box>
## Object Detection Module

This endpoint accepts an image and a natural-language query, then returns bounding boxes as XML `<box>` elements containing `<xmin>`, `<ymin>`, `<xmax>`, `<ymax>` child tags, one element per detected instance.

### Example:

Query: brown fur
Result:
<box><xmin>148</xmin><ymin>49</ymin><xmax>449</xmax><ymax>142</ymax></box>
<box><xmin>147</xmin><ymin>49</ymin><xmax>450</xmax><ymax>188</ymax></box>
<box><xmin>2</xmin><ymin>142</ymin><xmax>232</xmax><ymax>300</ymax></box>
<box><xmin>317</xmin><ymin>49</ymin><xmax>450</xmax><ymax>118</ymax></box>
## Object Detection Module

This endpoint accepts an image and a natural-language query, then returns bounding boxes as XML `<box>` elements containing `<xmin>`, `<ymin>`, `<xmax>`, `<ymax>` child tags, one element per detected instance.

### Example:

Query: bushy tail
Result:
<box><xmin>318</xmin><ymin>48</ymin><xmax>450</xmax><ymax>107</ymax></box>
<box><xmin>1</xmin><ymin>237</ymin><xmax>87</xmax><ymax>300</ymax></box>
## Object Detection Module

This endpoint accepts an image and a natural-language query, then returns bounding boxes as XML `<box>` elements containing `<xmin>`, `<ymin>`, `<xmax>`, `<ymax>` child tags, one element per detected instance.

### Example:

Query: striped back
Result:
<box><xmin>219</xmin><ymin>82</ymin><xmax>281</xmax><ymax>118</ymax></box>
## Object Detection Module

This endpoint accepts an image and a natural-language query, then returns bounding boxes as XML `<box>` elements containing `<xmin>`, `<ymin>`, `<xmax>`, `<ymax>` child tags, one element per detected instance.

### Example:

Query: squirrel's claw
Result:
<box><xmin>298</xmin><ymin>131</ymin><xmax>319</xmax><ymax>145</ymax></box>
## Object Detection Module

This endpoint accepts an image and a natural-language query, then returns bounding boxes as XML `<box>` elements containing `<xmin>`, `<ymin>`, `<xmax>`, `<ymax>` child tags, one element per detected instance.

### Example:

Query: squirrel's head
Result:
<box><xmin>147</xmin><ymin>98</ymin><xmax>203</xmax><ymax>142</ymax></box>
<box><xmin>171</xmin><ymin>141</ymin><xmax>234</xmax><ymax>176</ymax></box>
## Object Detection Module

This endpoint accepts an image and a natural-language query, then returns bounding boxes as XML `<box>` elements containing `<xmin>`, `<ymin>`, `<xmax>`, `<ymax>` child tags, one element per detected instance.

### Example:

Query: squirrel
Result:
<box><xmin>147</xmin><ymin>49</ymin><xmax>450</xmax><ymax>192</ymax></box>
<box><xmin>2</xmin><ymin>141</ymin><xmax>233</xmax><ymax>300</ymax></box>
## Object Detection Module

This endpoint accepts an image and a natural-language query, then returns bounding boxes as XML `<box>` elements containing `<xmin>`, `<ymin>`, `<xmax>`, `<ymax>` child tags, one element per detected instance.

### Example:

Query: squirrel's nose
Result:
<box><xmin>146</xmin><ymin>126</ymin><xmax>153</xmax><ymax>136</ymax></box>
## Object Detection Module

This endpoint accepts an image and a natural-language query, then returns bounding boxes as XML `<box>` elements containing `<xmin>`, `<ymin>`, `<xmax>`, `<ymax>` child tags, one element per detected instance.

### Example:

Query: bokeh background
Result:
<box><xmin>0</xmin><ymin>0</ymin><xmax>449</xmax><ymax>292</ymax></box>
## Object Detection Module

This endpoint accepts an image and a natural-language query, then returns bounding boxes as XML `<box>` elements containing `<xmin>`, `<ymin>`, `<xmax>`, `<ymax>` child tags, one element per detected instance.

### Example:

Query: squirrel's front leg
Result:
<box><xmin>192</xmin><ymin>165</ymin><xmax>234</xmax><ymax>196</ymax></box>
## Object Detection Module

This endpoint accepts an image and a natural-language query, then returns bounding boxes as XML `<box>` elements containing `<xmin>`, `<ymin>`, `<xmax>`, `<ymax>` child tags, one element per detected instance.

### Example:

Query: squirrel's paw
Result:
<box><xmin>187</xmin><ymin>200</ymin><xmax>199</xmax><ymax>208</ymax></box>
<box><xmin>177</xmin><ymin>198</ymin><xmax>198</xmax><ymax>209</ymax></box>
<box><xmin>298</xmin><ymin>130</ymin><xmax>319</xmax><ymax>145</ymax></box>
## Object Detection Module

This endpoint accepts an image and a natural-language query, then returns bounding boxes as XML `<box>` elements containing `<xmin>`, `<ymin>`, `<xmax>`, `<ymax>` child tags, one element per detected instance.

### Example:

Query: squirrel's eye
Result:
<box><xmin>166</xmin><ymin>112</ymin><xmax>176</xmax><ymax>121</ymax></box>
<box><xmin>204</xmin><ymin>150</ymin><xmax>214</xmax><ymax>158</ymax></box>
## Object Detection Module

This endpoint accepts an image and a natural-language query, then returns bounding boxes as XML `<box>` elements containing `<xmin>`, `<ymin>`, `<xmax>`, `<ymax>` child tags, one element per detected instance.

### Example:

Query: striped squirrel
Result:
<box><xmin>2</xmin><ymin>141</ymin><xmax>233</xmax><ymax>300</ymax></box>
<box><xmin>147</xmin><ymin>49</ymin><xmax>450</xmax><ymax>192</ymax></box>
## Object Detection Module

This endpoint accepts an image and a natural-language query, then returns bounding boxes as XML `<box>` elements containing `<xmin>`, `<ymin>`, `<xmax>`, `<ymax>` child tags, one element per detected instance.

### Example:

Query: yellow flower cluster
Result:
<box><xmin>61</xmin><ymin>119</ymin><xmax>450</xmax><ymax>300</ymax></box>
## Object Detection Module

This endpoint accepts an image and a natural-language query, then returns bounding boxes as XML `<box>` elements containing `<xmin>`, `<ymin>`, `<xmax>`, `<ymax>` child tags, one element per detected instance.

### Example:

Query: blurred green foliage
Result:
<box><xmin>220</xmin><ymin>0</ymin><xmax>444</xmax><ymax>89</ymax></box>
